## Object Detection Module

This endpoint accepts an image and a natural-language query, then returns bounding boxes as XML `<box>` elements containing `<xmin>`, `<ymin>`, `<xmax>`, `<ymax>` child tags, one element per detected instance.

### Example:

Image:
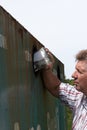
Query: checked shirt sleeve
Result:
<box><xmin>59</xmin><ymin>83</ymin><xmax>83</xmax><ymax>110</ymax></box>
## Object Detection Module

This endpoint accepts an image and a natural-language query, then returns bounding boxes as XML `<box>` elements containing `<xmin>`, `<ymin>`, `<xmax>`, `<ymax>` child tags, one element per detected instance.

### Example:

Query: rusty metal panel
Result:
<box><xmin>0</xmin><ymin>6</ymin><xmax>67</xmax><ymax>130</ymax></box>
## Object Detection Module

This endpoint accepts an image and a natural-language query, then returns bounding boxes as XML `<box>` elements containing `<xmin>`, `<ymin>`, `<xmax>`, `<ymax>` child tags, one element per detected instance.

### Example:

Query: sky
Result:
<box><xmin>0</xmin><ymin>0</ymin><xmax>87</xmax><ymax>79</ymax></box>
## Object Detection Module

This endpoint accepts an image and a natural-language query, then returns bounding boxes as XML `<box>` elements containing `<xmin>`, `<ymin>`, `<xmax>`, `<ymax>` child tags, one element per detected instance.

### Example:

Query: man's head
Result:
<box><xmin>72</xmin><ymin>49</ymin><xmax>87</xmax><ymax>95</ymax></box>
<box><xmin>76</xmin><ymin>49</ymin><xmax>87</xmax><ymax>61</ymax></box>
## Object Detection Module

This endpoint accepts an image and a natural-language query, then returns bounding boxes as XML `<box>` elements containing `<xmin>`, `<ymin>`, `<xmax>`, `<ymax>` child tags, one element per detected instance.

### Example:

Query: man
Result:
<box><xmin>41</xmin><ymin>49</ymin><xmax>87</xmax><ymax>130</ymax></box>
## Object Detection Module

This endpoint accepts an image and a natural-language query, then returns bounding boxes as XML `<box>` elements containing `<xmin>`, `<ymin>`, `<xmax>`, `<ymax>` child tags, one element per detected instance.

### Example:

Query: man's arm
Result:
<box><xmin>41</xmin><ymin>69</ymin><xmax>61</xmax><ymax>97</ymax></box>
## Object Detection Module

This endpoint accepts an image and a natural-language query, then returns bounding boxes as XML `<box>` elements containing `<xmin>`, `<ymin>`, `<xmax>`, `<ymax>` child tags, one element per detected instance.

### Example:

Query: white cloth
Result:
<box><xmin>59</xmin><ymin>83</ymin><xmax>87</xmax><ymax>130</ymax></box>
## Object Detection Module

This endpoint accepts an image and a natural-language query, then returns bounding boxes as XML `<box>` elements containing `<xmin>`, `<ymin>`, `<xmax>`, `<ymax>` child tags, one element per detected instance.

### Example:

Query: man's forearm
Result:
<box><xmin>41</xmin><ymin>69</ymin><xmax>61</xmax><ymax>97</ymax></box>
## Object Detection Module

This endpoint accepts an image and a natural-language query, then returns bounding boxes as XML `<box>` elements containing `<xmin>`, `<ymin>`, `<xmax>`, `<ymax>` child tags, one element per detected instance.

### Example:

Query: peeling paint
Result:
<box><xmin>37</xmin><ymin>124</ymin><xmax>41</xmax><ymax>130</ymax></box>
<box><xmin>14</xmin><ymin>122</ymin><xmax>20</xmax><ymax>130</ymax></box>
<box><xmin>29</xmin><ymin>127</ymin><xmax>34</xmax><ymax>130</ymax></box>
<box><xmin>0</xmin><ymin>34</ymin><xmax>7</xmax><ymax>49</ymax></box>
<box><xmin>24</xmin><ymin>50</ymin><xmax>32</xmax><ymax>62</ymax></box>
<box><xmin>47</xmin><ymin>112</ymin><xmax>51</xmax><ymax>130</ymax></box>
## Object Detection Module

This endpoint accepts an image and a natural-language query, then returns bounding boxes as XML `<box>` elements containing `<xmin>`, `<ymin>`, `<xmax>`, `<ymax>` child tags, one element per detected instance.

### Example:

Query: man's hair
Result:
<box><xmin>76</xmin><ymin>49</ymin><xmax>87</xmax><ymax>61</ymax></box>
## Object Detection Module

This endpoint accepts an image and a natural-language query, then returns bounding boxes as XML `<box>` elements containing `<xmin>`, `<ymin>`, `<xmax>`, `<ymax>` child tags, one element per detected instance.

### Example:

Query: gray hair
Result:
<box><xmin>76</xmin><ymin>49</ymin><xmax>87</xmax><ymax>61</ymax></box>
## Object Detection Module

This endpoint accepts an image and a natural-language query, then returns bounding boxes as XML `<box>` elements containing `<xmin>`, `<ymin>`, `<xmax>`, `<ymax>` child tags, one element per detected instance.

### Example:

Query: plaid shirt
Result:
<box><xmin>59</xmin><ymin>83</ymin><xmax>87</xmax><ymax>130</ymax></box>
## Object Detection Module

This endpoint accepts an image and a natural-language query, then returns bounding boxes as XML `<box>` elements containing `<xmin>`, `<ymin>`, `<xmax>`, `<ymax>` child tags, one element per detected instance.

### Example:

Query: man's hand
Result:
<box><xmin>44</xmin><ymin>48</ymin><xmax>55</xmax><ymax>70</ymax></box>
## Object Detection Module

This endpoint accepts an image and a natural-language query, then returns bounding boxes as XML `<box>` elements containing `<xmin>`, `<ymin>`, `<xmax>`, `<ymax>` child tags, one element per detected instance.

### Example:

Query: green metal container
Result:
<box><xmin>0</xmin><ymin>6</ymin><xmax>67</xmax><ymax>130</ymax></box>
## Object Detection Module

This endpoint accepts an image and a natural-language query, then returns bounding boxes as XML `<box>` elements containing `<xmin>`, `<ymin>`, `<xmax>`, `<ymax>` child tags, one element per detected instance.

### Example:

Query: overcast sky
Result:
<box><xmin>1</xmin><ymin>0</ymin><xmax>87</xmax><ymax>79</ymax></box>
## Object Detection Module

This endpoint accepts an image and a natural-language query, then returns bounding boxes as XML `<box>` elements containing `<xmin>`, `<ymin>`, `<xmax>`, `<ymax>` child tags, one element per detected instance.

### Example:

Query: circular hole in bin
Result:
<box><xmin>32</xmin><ymin>45</ymin><xmax>39</xmax><ymax>75</ymax></box>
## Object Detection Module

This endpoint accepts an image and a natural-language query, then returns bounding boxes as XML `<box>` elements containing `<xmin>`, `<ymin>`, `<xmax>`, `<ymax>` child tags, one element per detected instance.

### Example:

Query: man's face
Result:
<box><xmin>72</xmin><ymin>60</ymin><xmax>87</xmax><ymax>95</ymax></box>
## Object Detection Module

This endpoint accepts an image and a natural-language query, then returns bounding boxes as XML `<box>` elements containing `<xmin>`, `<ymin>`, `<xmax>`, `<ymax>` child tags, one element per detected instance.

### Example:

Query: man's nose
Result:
<box><xmin>72</xmin><ymin>71</ymin><xmax>77</xmax><ymax>79</ymax></box>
